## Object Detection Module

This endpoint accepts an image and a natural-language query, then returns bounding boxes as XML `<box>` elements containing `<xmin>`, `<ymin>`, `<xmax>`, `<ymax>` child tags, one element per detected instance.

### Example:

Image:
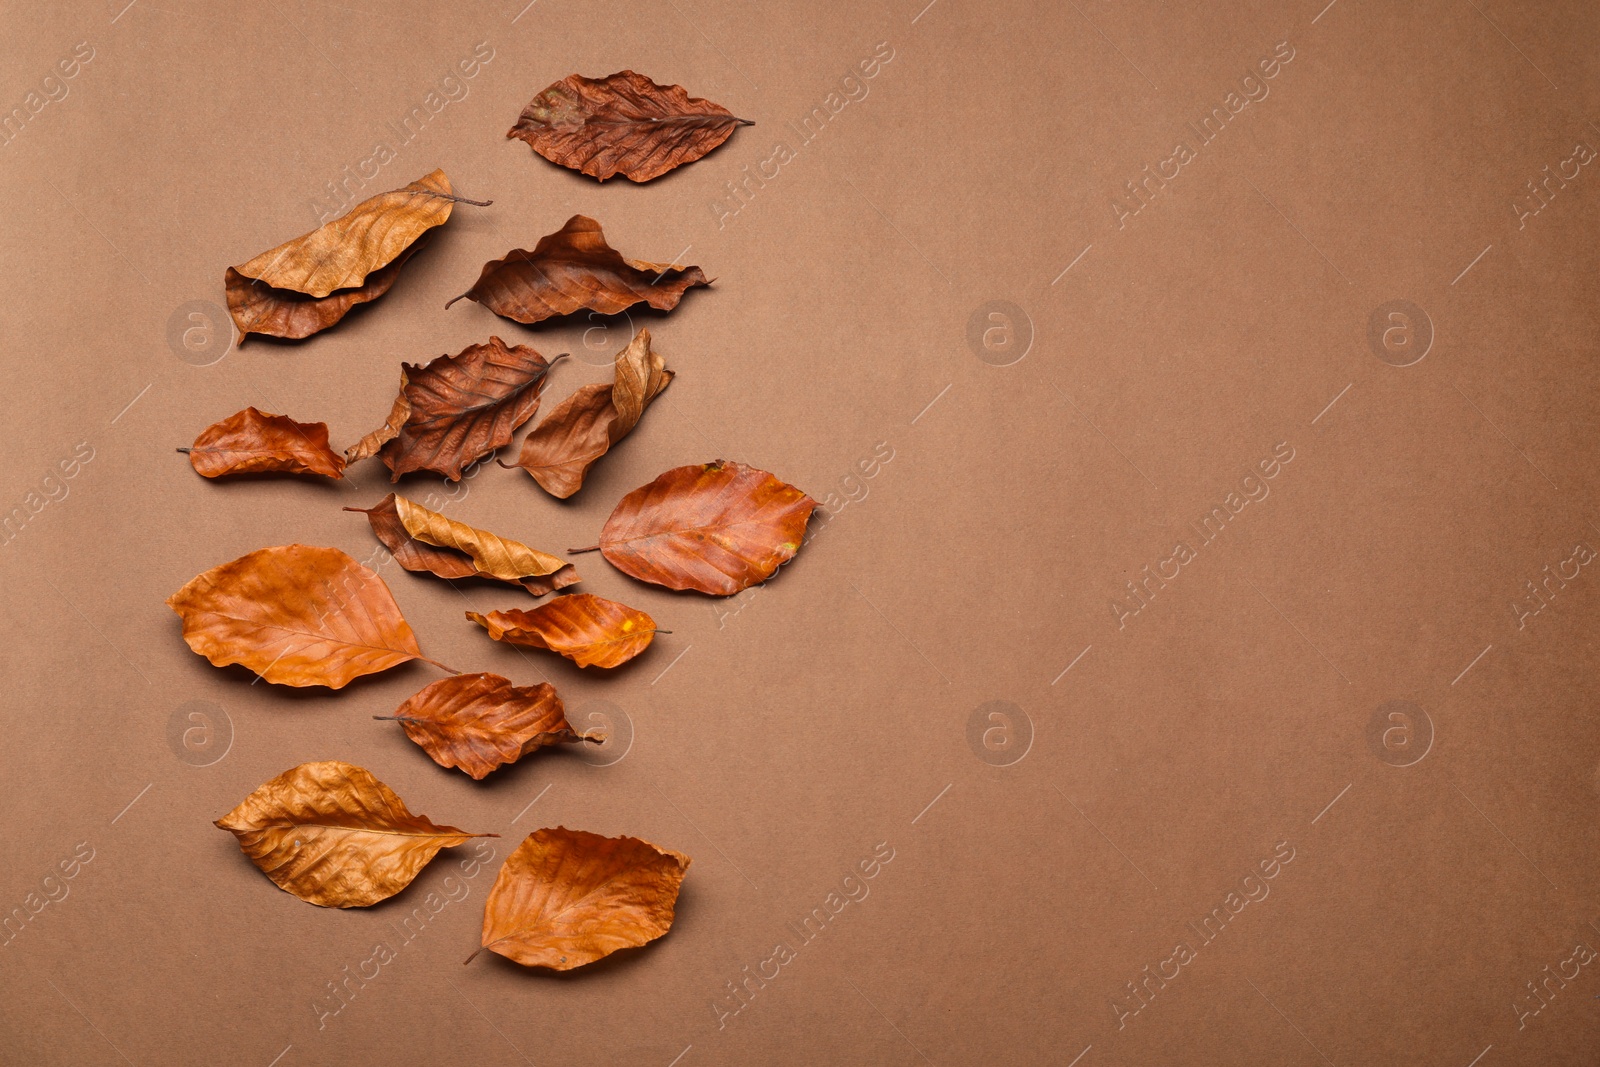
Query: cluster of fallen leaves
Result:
<box><xmin>176</xmin><ymin>72</ymin><xmax>795</xmax><ymax>970</ymax></box>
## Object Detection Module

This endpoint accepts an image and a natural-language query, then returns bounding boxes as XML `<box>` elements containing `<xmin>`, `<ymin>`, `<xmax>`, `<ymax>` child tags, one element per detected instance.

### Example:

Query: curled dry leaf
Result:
<box><xmin>447</xmin><ymin>215</ymin><xmax>708</xmax><ymax>325</ymax></box>
<box><xmin>180</xmin><ymin>406</ymin><xmax>346</xmax><ymax>479</ymax></box>
<box><xmin>581</xmin><ymin>461</ymin><xmax>816</xmax><ymax>595</ymax></box>
<box><xmin>472</xmin><ymin>827</ymin><xmax>690</xmax><ymax>970</ymax></box>
<box><xmin>346</xmin><ymin>493</ymin><xmax>578</xmax><ymax>596</ymax></box>
<box><xmin>215</xmin><ymin>760</ymin><xmax>490</xmax><ymax>907</ymax></box>
<box><xmin>375</xmin><ymin>672</ymin><xmax>597</xmax><ymax>779</ymax></box>
<box><xmin>507</xmin><ymin>70</ymin><xmax>752</xmax><ymax>183</ymax></box>
<box><xmin>355</xmin><ymin>337</ymin><xmax>558</xmax><ymax>481</ymax></box>
<box><xmin>506</xmin><ymin>328</ymin><xmax>672</xmax><ymax>498</ymax></box>
<box><xmin>468</xmin><ymin>593</ymin><xmax>660</xmax><ymax>669</ymax></box>
<box><xmin>226</xmin><ymin>170</ymin><xmax>486</xmax><ymax>342</ymax></box>
<box><xmin>166</xmin><ymin>544</ymin><xmax>447</xmax><ymax>688</ymax></box>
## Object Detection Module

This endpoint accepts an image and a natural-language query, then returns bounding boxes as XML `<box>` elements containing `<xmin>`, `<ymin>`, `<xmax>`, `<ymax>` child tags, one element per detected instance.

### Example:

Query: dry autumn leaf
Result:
<box><xmin>503</xmin><ymin>328</ymin><xmax>672</xmax><ymax>498</ymax></box>
<box><xmin>353</xmin><ymin>337</ymin><xmax>559</xmax><ymax>481</ymax></box>
<box><xmin>215</xmin><ymin>760</ymin><xmax>491</xmax><ymax>907</ymax></box>
<box><xmin>470</xmin><ymin>827</ymin><xmax>690</xmax><ymax>969</ymax></box>
<box><xmin>468</xmin><ymin>594</ymin><xmax>661</xmax><ymax>669</ymax></box>
<box><xmin>507</xmin><ymin>70</ymin><xmax>752</xmax><ymax>183</ymax></box>
<box><xmin>226</xmin><ymin>170</ymin><xmax>488</xmax><ymax>342</ymax></box>
<box><xmin>167</xmin><ymin>544</ymin><xmax>451</xmax><ymax>688</ymax></box>
<box><xmin>446</xmin><ymin>215</ymin><xmax>708</xmax><ymax>325</ymax></box>
<box><xmin>346</xmin><ymin>493</ymin><xmax>578</xmax><ymax>596</ymax></box>
<box><xmin>179</xmin><ymin>407</ymin><xmax>346</xmax><ymax>479</ymax></box>
<box><xmin>575</xmin><ymin>461</ymin><xmax>816</xmax><ymax>595</ymax></box>
<box><xmin>374</xmin><ymin>673</ymin><xmax>597</xmax><ymax>779</ymax></box>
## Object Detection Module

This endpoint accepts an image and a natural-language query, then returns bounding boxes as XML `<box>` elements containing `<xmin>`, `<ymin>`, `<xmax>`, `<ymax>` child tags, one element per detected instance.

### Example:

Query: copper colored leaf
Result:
<box><xmin>374</xmin><ymin>673</ymin><xmax>597</xmax><ymax>780</ymax></box>
<box><xmin>507</xmin><ymin>328</ymin><xmax>672</xmax><ymax>498</ymax></box>
<box><xmin>234</xmin><ymin>169</ymin><xmax>464</xmax><ymax>298</ymax></box>
<box><xmin>215</xmin><ymin>760</ymin><xmax>489</xmax><ymax>907</ymax></box>
<box><xmin>346</xmin><ymin>493</ymin><xmax>578</xmax><ymax>596</ymax></box>
<box><xmin>585</xmin><ymin>461</ymin><xmax>816</xmax><ymax>595</ymax></box>
<box><xmin>373</xmin><ymin>337</ymin><xmax>558</xmax><ymax>480</ymax></box>
<box><xmin>345</xmin><ymin>367</ymin><xmax>411</xmax><ymax>463</ymax></box>
<box><xmin>473</xmin><ymin>827</ymin><xmax>690</xmax><ymax>969</ymax></box>
<box><xmin>225</xmin><ymin>242</ymin><xmax>421</xmax><ymax>343</ymax></box>
<box><xmin>447</xmin><ymin>215</ymin><xmax>708</xmax><ymax>325</ymax></box>
<box><xmin>467</xmin><ymin>594</ymin><xmax>659</xmax><ymax>669</ymax></box>
<box><xmin>166</xmin><ymin>544</ymin><xmax>444</xmax><ymax>688</ymax></box>
<box><xmin>180</xmin><ymin>407</ymin><xmax>346</xmax><ymax>479</ymax></box>
<box><xmin>507</xmin><ymin>70</ymin><xmax>752</xmax><ymax>183</ymax></box>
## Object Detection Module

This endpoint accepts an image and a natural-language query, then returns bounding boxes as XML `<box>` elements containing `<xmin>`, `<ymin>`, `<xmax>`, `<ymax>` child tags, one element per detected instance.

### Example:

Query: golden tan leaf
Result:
<box><xmin>345</xmin><ymin>367</ymin><xmax>411</xmax><ymax>463</ymax></box>
<box><xmin>375</xmin><ymin>673</ymin><xmax>597</xmax><ymax>779</ymax></box>
<box><xmin>472</xmin><ymin>827</ymin><xmax>690</xmax><ymax>969</ymax></box>
<box><xmin>215</xmin><ymin>760</ymin><xmax>490</xmax><ymax>907</ymax></box>
<box><xmin>467</xmin><ymin>594</ymin><xmax>660</xmax><ymax>669</ymax></box>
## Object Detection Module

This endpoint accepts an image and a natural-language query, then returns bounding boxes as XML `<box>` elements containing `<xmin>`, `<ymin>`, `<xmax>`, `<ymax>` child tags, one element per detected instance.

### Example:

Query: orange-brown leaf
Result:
<box><xmin>346</xmin><ymin>493</ymin><xmax>578</xmax><ymax>596</ymax></box>
<box><xmin>224</xmin><ymin>242</ymin><xmax>421</xmax><ymax>343</ymax></box>
<box><xmin>591</xmin><ymin>461</ymin><xmax>816</xmax><ymax>595</ymax></box>
<box><xmin>508</xmin><ymin>328</ymin><xmax>672</xmax><ymax>498</ymax></box>
<box><xmin>166</xmin><ymin>544</ymin><xmax>438</xmax><ymax>688</ymax></box>
<box><xmin>215</xmin><ymin>760</ymin><xmax>489</xmax><ymax>907</ymax></box>
<box><xmin>467</xmin><ymin>594</ymin><xmax>658</xmax><ymax>669</ymax></box>
<box><xmin>181</xmin><ymin>407</ymin><xmax>346</xmax><ymax>478</ymax></box>
<box><xmin>475</xmin><ymin>828</ymin><xmax>690</xmax><ymax>969</ymax></box>
<box><xmin>448</xmin><ymin>215</ymin><xmax>708</xmax><ymax>325</ymax></box>
<box><xmin>370</xmin><ymin>337</ymin><xmax>558</xmax><ymax>480</ymax></box>
<box><xmin>507</xmin><ymin>70</ymin><xmax>751</xmax><ymax>183</ymax></box>
<box><xmin>375</xmin><ymin>673</ymin><xmax>597</xmax><ymax>779</ymax></box>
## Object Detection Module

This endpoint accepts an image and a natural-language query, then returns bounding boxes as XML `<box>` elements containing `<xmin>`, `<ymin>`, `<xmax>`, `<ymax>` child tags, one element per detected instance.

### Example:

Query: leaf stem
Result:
<box><xmin>175</xmin><ymin>447</ymin><xmax>192</xmax><ymax>453</ymax></box>
<box><xmin>463</xmin><ymin>947</ymin><xmax>484</xmax><ymax>965</ymax></box>
<box><xmin>419</xmin><ymin>656</ymin><xmax>462</xmax><ymax>674</ymax></box>
<box><xmin>422</xmin><ymin>191</ymin><xmax>494</xmax><ymax>207</ymax></box>
<box><xmin>567</xmin><ymin>545</ymin><xmax>601</xmax><ymax>554</ymax></box>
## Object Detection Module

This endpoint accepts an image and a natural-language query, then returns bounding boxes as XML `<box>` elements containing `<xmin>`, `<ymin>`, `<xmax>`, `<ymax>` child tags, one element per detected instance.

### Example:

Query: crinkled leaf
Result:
<box><xmin>225</xmin><ymin>242</ymin><xmax>421</xmax><ymax>343</ymax></box>
<box><xmin>375</xmin><ymin>673</ymin><xmax>597</xmax><ymax>779</ymax></box>
<box><xmin>468</xmin><ymin>594</ymin><xmax>659</xmax><ymax>669</ymax></box>
<box><xmin>181</xmin><ymin>407</ymin><xmax>345</xmax><ymax>479</ymax></box>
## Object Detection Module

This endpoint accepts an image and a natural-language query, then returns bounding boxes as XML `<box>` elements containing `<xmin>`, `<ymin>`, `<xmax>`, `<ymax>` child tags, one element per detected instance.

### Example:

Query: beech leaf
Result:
<box><xmin>472</xmin><ymin>827</ymin><xmax>690</xmax><ymax>969</ymax></box>
<box><xmin>215</xmin><ymin>760</ymin><xmax>491</xmax><ymax>907</ymax></box>
<box><xmin>505</xmin><ymin>328</ymin><xmax>672</xmax><ymax>498</ymax></box>
<box><xmin>225</xmin><ymin>243</ymin><xmax>420</xmax><ymax>343</ymax></box>
<box><xmin>374</xmin><ymin>673</ymin><xmax>597</xmax><ymax>779</ymax></box>
<box><xmin>346</xmin><ymin>493</ymin><xmax>578</xmax><ymax>596</ymax></box>
<box><xmin>447</xmin><ymin>215</ymin><xmax>708</xmax><ymax>325</ymax></box>
<box><xmin>578</xmin><ymin>461</ymin><xmax>816</xmax><ymax>595</ymax></box>
<box><xmin>467</xmin><ymin>593</ymin><xmax>661</xmax><ymax>669</ymax></box>
<box><xmin>507</xmin><ymin>70</ymin><xmax>752</xmax><ymax>183</ymax></box>
<box><xmin>167</xmin><ymin>544</ymin><xmax>450</xmax><ymax>688</ymax></box>
<box><xmin>179</xmin><ymin>407</ymin><xmax>346</xmax><ymax>479</ymax></box>
<box><xmin>355</xmin><ymin>337</ymin><xmax>559</xmax><ymax>481</ymax></box>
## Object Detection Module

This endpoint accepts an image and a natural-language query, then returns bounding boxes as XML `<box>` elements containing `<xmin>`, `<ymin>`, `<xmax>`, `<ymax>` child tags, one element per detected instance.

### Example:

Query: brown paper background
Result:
<box><xmin>3</xmin><ymin>0</ymin><xmax>1599</xmax><ymax>1063</ymax></box>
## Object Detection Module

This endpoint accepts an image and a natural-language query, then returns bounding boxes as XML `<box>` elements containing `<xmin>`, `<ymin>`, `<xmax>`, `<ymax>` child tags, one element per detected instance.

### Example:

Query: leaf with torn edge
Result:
<box><xmin>447</xmin><ymin>215</ymin><xmax>708</xmax><ymax>325</ymax></box>
<box><xmin>346</xmin><ymin>493</ymin><xmax>578</xmax><ymax>596</ymax></box>
<box><xmin>226</xmin><ymin>170</ymin><xmax>488</xmax><ymax>342</ymax></box>
<box><xmin>467</xmin><ymin>594</ymin><xmax>660</xmax><ymax>669</ymax></box>
<box><xmin>505</xmin><ymin>328</ymin><xmax>672</xmax><ymax>498</ymax></box>
<box><xmin>507</xmin><ymin>70</ymin><xmax>752</xmax><ymax>183</ymax></box>
<box><xmin>180</xmin><ymin>407</ymin><xmax>346</xmax><ymax>478</ymax></box>
<box><xmin>578</xmin><ymin>461</ymin><xmax>816</xmax><ymax>595</ymax></box>
<box><xmin>470</xmin><ymin>827</ymin><xmax>690</xmax><ymax>969</ymax></box>
<box><xmin>358</xmin><ymin>337</ymin><xmax>558</xmax><ymax>481</ymax></box>
<box><xmin>166</xmin><ymin>544</ymin><xmax>450</xmax><ymax>688</ymax></box>
<box><xmin>215</xmin><ymin>760</ymin><xmax>491</xmax><ymax>907</ymax></box>
<box><xmin>375</xmin><ymin>673</ymin><xmax>597</xmax><ymax>779</ymax></box>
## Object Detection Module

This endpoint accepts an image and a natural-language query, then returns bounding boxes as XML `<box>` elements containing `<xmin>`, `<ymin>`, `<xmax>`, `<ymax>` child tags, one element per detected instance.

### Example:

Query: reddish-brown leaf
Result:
<box><xmin>215</xmin><ymin>760</ymin><xmax>490</xmax><ymax>907</ymax></box>
<box><xmin>346</xmin><ymin>493</ymin><xmax>578</xmax><ymax>596</ymax></box>
<box><xmin>225</xmin><ymin>243</ymin><xmax>421</xmax><ymax>343</ymax></box>
<box><xmin>375</xmin><ymin>673</ymin><xmax>597</xmax><ymax>779</ymax></box>
<box><xmin>507</xmin><ymin>70</ymin><xmax>752</xmax><ymax>183</ymax></box>
<box><xmin>467</xmin><ymin>593</ymin><xmax>660</xmax><ymax>669</ymax></box>
<box><xmin>447</xmin><ymin>215</ymin><xmax>708</xmax><ymax>325</ymax></box>
<box><xmin>167</xmin><ymin>544</ymin><xmax>447</xmax><ymax>688</ymax></box>
<box><xmin>180</xmin><ymin>407</ymin><xmax>346</xmax><ymax>479</ymax></box>
<box><xmin>360</xmin><ymin>337</ymin><xmax>559</xmax><ymax>481</ymax></box>
<box><xmin>584</xmin><ymin>461</ymin><xmax>816</xmax><ymax>595</ymax></box>
<box><xmin>507</xmin><ymin>328</ymin><xmax>672</xmax><ymax>498</ymax></box>
<box><xmin>473</xmin><ymin>828</ymin><xmax>690</xmax><ymax>969</ymax></box>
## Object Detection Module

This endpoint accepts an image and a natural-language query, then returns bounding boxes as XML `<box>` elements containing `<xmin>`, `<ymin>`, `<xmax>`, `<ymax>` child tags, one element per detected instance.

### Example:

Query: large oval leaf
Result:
<box><xmin>375</xmin><ymin>673</ymin><xmax>596</xmax><ymax>779</ymax></box>
<box><xmin>588</xmin><ymin>461</ymin><xmax>816</xmax><ymax>595</ymax></box>
<box><xmin>507</xmin><ymin>70</ymin><xmax>751</xmax><ymax>183</ymax></box>
<box><xmin>215</xmin><ymin>760</ymin><xmax>489</xmax><ymax>907</ymax></box>
<box><xmin>473</xmin><ymin>827</ymin><xmax>690</xmax><ymax>969</ymax></box>
<box><xmin>166</xmin><ymin>544</ymin><xmax>441</xmax><ymax>688</ymax></box>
